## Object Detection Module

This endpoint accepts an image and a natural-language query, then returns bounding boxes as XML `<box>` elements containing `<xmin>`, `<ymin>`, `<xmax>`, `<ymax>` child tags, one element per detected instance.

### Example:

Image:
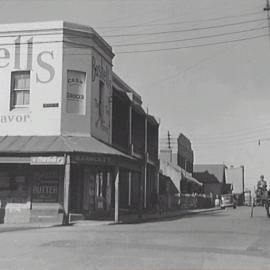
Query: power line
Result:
<box><xmin>112</xmin><ymin>25</ymin><xmax>268</xmax><ymax>47</ymax></box>
<box><xmin>115</xmin><ymin>33</ymin><xmax>267</xmax><ymax>54</ymax></box>
<box><xmin>103</xmin><ymin>18</ymin><xmax>267</xmax><ymax>38</ymax></box>
<box><xmin>96</xmin><ymin>11</ymin><xmax>262</xmax><ymax>29</ymax></box>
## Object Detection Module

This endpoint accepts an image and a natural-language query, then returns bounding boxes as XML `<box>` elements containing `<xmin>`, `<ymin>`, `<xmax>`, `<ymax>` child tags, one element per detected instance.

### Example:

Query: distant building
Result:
<box><xmin>226</xmin><ymin>166</ymin><xmax>244</xmax><ymax>194</ymax></box>
<box><xmin>193</xmin><ymin>164</ymin><xmax>230</xmax><ymax>196</ymax></box>
<box><xmin>160</xmin><ymin>133</ymin><xmax>202</xmax><ymax>194</ymax></box>
<box><xmin>226</xmin><ymin>166</ymin><xmax>245</xmax><ymax>204</ymax></box>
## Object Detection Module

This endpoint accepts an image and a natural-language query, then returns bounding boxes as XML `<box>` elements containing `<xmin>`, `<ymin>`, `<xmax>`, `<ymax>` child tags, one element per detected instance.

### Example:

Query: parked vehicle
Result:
<box><xmin>221</xmin><ymin>194</ymin><xmax>237</xmax><ymax>209</ymax></box>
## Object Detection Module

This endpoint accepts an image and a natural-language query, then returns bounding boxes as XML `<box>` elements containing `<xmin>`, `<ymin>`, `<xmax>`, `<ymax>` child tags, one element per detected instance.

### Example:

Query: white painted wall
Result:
<box><xmin>90</xmin><ymin>50</ymin><xmax>112</xmax><ymax>144</ymax></box>
<box><xmin>0</xmin><ymin>21</ymin><xmax>114</xmax><ymax>142</ymax></box>
<box><xmin>0</xmin><ymin>23</ymin><xmax>63</xmax><ymax>136</ymax></box>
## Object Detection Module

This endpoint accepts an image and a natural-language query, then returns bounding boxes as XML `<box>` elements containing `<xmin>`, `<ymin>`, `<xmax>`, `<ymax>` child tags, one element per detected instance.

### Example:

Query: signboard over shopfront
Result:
<box><xmin>73</xmin><ymin>154</ymin><xmax>111</xmax><ymax>164</ymax></box>
<box><xmin>30</xmin><ymin>156</ymin><xmax>65</xmax><ymax>165</ymax></box>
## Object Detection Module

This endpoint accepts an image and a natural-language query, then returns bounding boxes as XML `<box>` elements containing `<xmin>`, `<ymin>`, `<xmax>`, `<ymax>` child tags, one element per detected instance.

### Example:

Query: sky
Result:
<box><xmin>0</xmin><ymin>0</ymin><xmax>270</xmax><ymax>190</ymax></box>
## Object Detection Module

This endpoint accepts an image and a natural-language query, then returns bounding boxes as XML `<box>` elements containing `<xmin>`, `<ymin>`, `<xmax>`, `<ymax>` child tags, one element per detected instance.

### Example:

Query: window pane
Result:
<box><xmin>23</xmin><ymin>91</ymin><xmax>30</xmax><ymax>105</ymax></box>
<box><xmin>14</xmin><ymin>72</ymin><xmax>30</xmax><ymax>89</ymax></box>
<box><xmin>14</xmin><ymin>91</ymin><xmax>24</xmax><ymax>105</ymax></box>
<box><xmin>24</xmin><ymin>76</ymin><xmax>30</xmax><ymax>89</ymax></box>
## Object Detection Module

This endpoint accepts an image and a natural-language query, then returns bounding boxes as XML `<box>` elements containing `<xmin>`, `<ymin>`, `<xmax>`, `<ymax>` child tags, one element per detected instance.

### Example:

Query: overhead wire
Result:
<box><xmin>111</xmin><ymin>25</ymin><xmax>268</xmax><ymax>47</ymax></box>
<box><xmin>103</xmin><ymin>18</ymin><xmax>268</xmax><ymax>38</ymax></box>
<box><xmin>96</xmin><ymin>11</ymin><xmax>263</xmax><ymax>29</ymax></box>
<box><xmin>115</xmin><ymin>34</ymin><xmax>268</xmax><ymax>54</ymax></box>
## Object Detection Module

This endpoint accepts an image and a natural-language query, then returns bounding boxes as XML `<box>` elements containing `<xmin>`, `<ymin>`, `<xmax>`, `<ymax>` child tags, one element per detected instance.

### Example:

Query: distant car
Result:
<box><xmin>221</xmin><ymin>194</ymin><xmax>237</xmax><ymax>209</ymax></box>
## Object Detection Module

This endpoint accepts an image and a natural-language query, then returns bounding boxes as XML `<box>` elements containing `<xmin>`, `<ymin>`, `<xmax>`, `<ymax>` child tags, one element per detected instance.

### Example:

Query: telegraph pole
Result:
<box><xmin>167</xmin><ymin>130</ymin><xmax>171</xmax><ymax>149</ymax></box>
<box><xmin>167</xmin><ymin>130</ymin><xmax>172</xmax><ymax>162</ymax></box>
<box><xmin>264</xmin><ymin>0</ymin><xmax>270</xmax><ymax>45</ymax></box>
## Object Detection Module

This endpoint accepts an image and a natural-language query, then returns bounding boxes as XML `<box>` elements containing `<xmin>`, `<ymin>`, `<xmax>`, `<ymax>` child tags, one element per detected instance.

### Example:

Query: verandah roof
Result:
<box><xmin>0</xmin><ymin>135</ymin><xmax>133</xmax><ymax>159</ymax></box>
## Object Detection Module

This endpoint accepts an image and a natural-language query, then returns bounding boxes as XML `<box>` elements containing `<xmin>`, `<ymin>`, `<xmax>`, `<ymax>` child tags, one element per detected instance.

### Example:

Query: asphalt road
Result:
<box><xmin>0</xmin><ymin>206</ymin><xmax>270</xmax><ymax>270</ymax></box>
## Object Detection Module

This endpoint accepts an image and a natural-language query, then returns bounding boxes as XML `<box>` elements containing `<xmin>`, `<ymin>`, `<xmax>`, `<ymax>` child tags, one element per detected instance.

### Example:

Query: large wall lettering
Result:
<box><xmin>0</xmin><ymin>114</ymin><xmax>30</xmax><ymax>124</ymax></box>
<box><xmin>0</xmin><ymin>36</ymin><xmax>55</xmax><ymax>83</ymax></box>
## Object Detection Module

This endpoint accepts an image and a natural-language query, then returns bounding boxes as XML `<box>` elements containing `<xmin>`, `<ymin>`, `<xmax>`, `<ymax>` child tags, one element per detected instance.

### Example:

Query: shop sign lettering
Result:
<box><xmin>0</xmin><ymin>36</ymin><xmax>55</xmax><ymax>83</ymax></box>
<box><xmin>92</xmin><ymin>56</ymin><xmax>111</xmax><ymax>89</ymax></box>
<box><xmin>32</xmin><ymin>183</ymin><xmax>58</xmax><ymax>202</ymax></box>
<box><xmin>30</xmin><ymin>156</ymin><xmax>65</xmax><ymax>165</ymax></box>
<box><xmin>74</xmin><ymin>154</ymin><xmax>111</xmax><ymax>164</ymax></box>
<box><xmin>66</xmin><ymin>70</ymin><xmax>86</xmax><ymax>114</ymax></box>
<box><xmin>32</xmin><ymin>184</ymin><xmax>58</xmax><ymax>195</ymax></box>
<box><xmin>0</xmin><ymin>114</ymin><xmax>30</xmax><ymax>124</ymax></box>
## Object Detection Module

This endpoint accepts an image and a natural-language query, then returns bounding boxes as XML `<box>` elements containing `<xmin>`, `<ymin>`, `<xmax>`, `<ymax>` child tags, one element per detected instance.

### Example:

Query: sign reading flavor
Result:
<box><xmin>0</xmin><ymin>114</ymin><xmax>30</xmax><ymax>124</ymax></box>
<box><xmin>66</xmin><ymin>70</ymin><xmax>86</xmax><ymax>115</ymax></box>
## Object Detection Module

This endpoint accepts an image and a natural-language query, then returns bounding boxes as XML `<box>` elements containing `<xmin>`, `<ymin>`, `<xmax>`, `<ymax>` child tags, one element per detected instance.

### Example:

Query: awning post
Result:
<box><xmin>63</xmin><ymin>154</ymin><xmax>71</xmax><ymax>225</ymax></box>
<box><xmin>114</xmin><ymin>167</ymin><xmax>120</xmax><ymax>223</ymax></box>
<box><xmin>128</xmin><ymin>172</ymin><xmax>132</xmax><ymax>207</ymax></box>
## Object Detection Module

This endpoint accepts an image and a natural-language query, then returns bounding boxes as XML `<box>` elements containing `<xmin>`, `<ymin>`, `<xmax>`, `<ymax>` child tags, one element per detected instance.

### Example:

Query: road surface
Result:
<box><xmin>0</xmin><ymin>207</ymin><xmax>270</xmax><ymax>270</ymax></box>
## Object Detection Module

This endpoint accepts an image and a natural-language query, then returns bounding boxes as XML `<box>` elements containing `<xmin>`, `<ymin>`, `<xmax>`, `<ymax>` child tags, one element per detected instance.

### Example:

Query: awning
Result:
<box><xmin>0</xmin><ymin>136</ymin><xmax>139</xmax><ymax>170</ymax></box>
<box><xmin>0</xmin><ymin>136</ymin><xmax>130</xmax><ymax>156</ymax></box>
<box><xmin>181</xmin><ymin>173</ymin><xmax>203</xmax><ymax>186</ymax></box>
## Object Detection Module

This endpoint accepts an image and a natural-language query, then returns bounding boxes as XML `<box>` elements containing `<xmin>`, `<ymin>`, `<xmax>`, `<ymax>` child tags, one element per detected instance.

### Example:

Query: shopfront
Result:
<box><xmin>0</xmin><ymin>135</ymin><xmax>142</xmax><ymax>224</ymax></box>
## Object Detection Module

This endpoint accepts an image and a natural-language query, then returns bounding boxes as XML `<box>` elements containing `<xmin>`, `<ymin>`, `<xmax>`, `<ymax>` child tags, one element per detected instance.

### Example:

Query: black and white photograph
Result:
<box><xmin>0</xmin><ymin>0</ymin><xmax>270</xmax><ymax>269</ymax></box>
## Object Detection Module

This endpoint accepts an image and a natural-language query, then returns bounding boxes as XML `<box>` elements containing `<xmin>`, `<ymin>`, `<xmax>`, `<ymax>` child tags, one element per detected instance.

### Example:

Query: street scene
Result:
<box><xmin>0</xmin><ymin>207</ymin><xmax>269</xmax><ymax>270</ymax></box>
<box><xmin>1</xmin><ymin>0</ymin><xmax>270</xmax><ymax>269</ymax></box>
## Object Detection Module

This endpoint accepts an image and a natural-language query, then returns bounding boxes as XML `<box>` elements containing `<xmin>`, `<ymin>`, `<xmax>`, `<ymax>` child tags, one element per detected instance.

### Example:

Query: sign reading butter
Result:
<box><xmin>66</xmin><ymin>70</ymin><xmax>86</xmax><ymax>115</ymax></box>
<box><xmin>31</xmin><ymin>156</ymin><xmax>65</xmax><ymax>165</ymax></box>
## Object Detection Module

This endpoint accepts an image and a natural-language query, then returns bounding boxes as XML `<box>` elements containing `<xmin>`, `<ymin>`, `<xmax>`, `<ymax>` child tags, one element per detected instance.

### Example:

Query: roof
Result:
<box><xmin>112</xmin><ymin>72</ymin><xmax>142</xmax><ymax>105</ymax></box>
<box><xmin>193</xmin><ymin>164</ymin><xmax>227</xmax><ymax>183</ymax></box>
<box><xmin>181</xmin><ymin>173</ymin><xmax>203</xmax><ymax>186</ymax></box>
<box><xmin>0</xmin><ymin>21</ymin><xmax>113</xmax><ymax>58</ymax></box>
<box><xmin>0</xmin><ymin>136</ymin><xmax>133</xmax><ymax>159</ymax></box>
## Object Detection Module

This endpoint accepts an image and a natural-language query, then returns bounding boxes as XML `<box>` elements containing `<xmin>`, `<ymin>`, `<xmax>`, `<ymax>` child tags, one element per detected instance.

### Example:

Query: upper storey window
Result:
<box><xmin>10</xmin><ymin>71</ymin><xmax>30</xmax><ymax>109</ymax></box>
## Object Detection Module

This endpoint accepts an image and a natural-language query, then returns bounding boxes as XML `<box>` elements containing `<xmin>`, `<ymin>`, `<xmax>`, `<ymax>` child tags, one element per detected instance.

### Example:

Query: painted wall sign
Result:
<box><xmin>73</xmin><ymin>154</ymin><xmax>111</xmax><ymax>164</ymax></box>
<box><xmin>0</xmin><ymin>36</ymin><xmax>55</xmax><ymax>83</ymax></box>
<box><xmin>92</xmin><ymin>56</ymin><xmax>111</xmax><ymax>89</ymax></box>
<box><xmin>31</xmin><ymin>167</ymin><xmax>59</xmax><ymax>202</ymax></box>
<box><xmin>66</xmin><ymin>70</ymin><xmax>86</xmax><ymax>115</ymax></box>
<box><xmin>32</xmin><ymin>183</ymin><xmax>58</xmax><ymax>201</ymax></box>
<box><xmin>30</xmin><ymin>156</ymin><xmax>65</xmax><ymax>165</ymax></box>
<box><xmin>0</xmin><ymin>114</ymin><xmax>30</xmax><ymax>124</ymax></box>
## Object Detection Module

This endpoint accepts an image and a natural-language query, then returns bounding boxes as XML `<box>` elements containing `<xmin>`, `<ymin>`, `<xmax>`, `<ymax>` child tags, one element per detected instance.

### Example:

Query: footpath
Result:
<box><xmin>117</xmin><ymin>207</ymin><xmax>221</xmax><ymax>224</ymax></box>
<box><xmin>73</xmin><ymin>207</ymin><xmax>222</xmax><ymax>226</ymax></box>
<box><xmin>0</xmin><ymin>207</ymin><xmax>222</xmax><ymax>231</ymax></box>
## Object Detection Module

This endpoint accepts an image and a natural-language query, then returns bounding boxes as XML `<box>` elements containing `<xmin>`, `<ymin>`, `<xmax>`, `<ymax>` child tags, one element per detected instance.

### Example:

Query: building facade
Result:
<box><xmin>193</xmin><ymin>164</ymin><xmax>230</xmax><ymax>197</ymax></box>
<box><xmin>0</xmin><ymin>21</ymin><xmax>159</xmax><ymax>223</ymax></box>
<box><xmin>160</xmin><ymin>133</ymin><xmax>201</xmax><ymax>194</ymax></box>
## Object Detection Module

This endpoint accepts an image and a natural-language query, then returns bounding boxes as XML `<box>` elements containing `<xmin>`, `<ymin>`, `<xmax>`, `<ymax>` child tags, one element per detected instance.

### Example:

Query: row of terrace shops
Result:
<box><xmin>0</xmin><ymin>136</ymin><xmax>158</xmax><ymax>224</ymax></box>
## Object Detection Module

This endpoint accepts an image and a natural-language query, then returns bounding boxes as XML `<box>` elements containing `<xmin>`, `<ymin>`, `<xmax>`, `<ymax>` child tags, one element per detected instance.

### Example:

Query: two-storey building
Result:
<box><xmin>0</xmin><ymin>21</ymin><xmax>159</xmax><ymax>224</ymax></box>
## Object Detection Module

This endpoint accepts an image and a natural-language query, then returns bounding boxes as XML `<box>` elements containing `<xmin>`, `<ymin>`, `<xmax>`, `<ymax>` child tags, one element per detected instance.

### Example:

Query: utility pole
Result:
<box><xmin>258</xmin><ymin>137</ymin><xmax>270</xmax><ymax>146</ymax></box>
<box><xmin>167</xmin><ymin>130</ymin><xmax>172</xmax><ymax>162</ymax></box>
<box><xmin>264</xmin><ymin>0</ymin><xmax>270</xmax><ymax>45</ymax></box>
<box><xmin>167</xmin><ymin>130</ymin><xmax>171</xmax><ymax>150</ymax></box>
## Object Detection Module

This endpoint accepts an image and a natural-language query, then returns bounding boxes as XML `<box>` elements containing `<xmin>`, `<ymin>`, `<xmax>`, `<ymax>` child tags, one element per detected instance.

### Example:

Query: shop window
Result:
<box><xmin>96</xmin><ymin>172</ymin><xmax>107</xmax><ymax>199</ymax></box>
<box><xmin>31</xmin><ymin>167</ymin><xmax>59</xmax><ymax>203</ymax></box>
<box><xmin>0</xmin><ymin>165</ymin><xmax>29</xmax><ymax>204</ymax></box>
<box><xmin>96</xmin><ymin>172</ymin><xmax>103</xmax><ymax>197</ymax></box>
<box><xmin>10</xmin><ymin>71</ymin><xmax>30</xmax><ymax>109</ymax></box>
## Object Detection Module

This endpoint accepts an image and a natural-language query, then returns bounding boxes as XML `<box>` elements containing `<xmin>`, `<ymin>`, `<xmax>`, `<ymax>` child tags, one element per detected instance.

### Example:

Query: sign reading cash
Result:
<box><xmin>66</xmin><ymin>70</ymin><xmax>86</xmax><ymax>115</ymax></box>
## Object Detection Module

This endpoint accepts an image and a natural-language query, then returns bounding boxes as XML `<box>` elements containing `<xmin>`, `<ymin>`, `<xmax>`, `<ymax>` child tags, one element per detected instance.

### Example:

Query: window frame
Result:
<box><xmin>10</xmin><ymin>70</ymin><xmax>31</xmax><ymax>110</ymax></box>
